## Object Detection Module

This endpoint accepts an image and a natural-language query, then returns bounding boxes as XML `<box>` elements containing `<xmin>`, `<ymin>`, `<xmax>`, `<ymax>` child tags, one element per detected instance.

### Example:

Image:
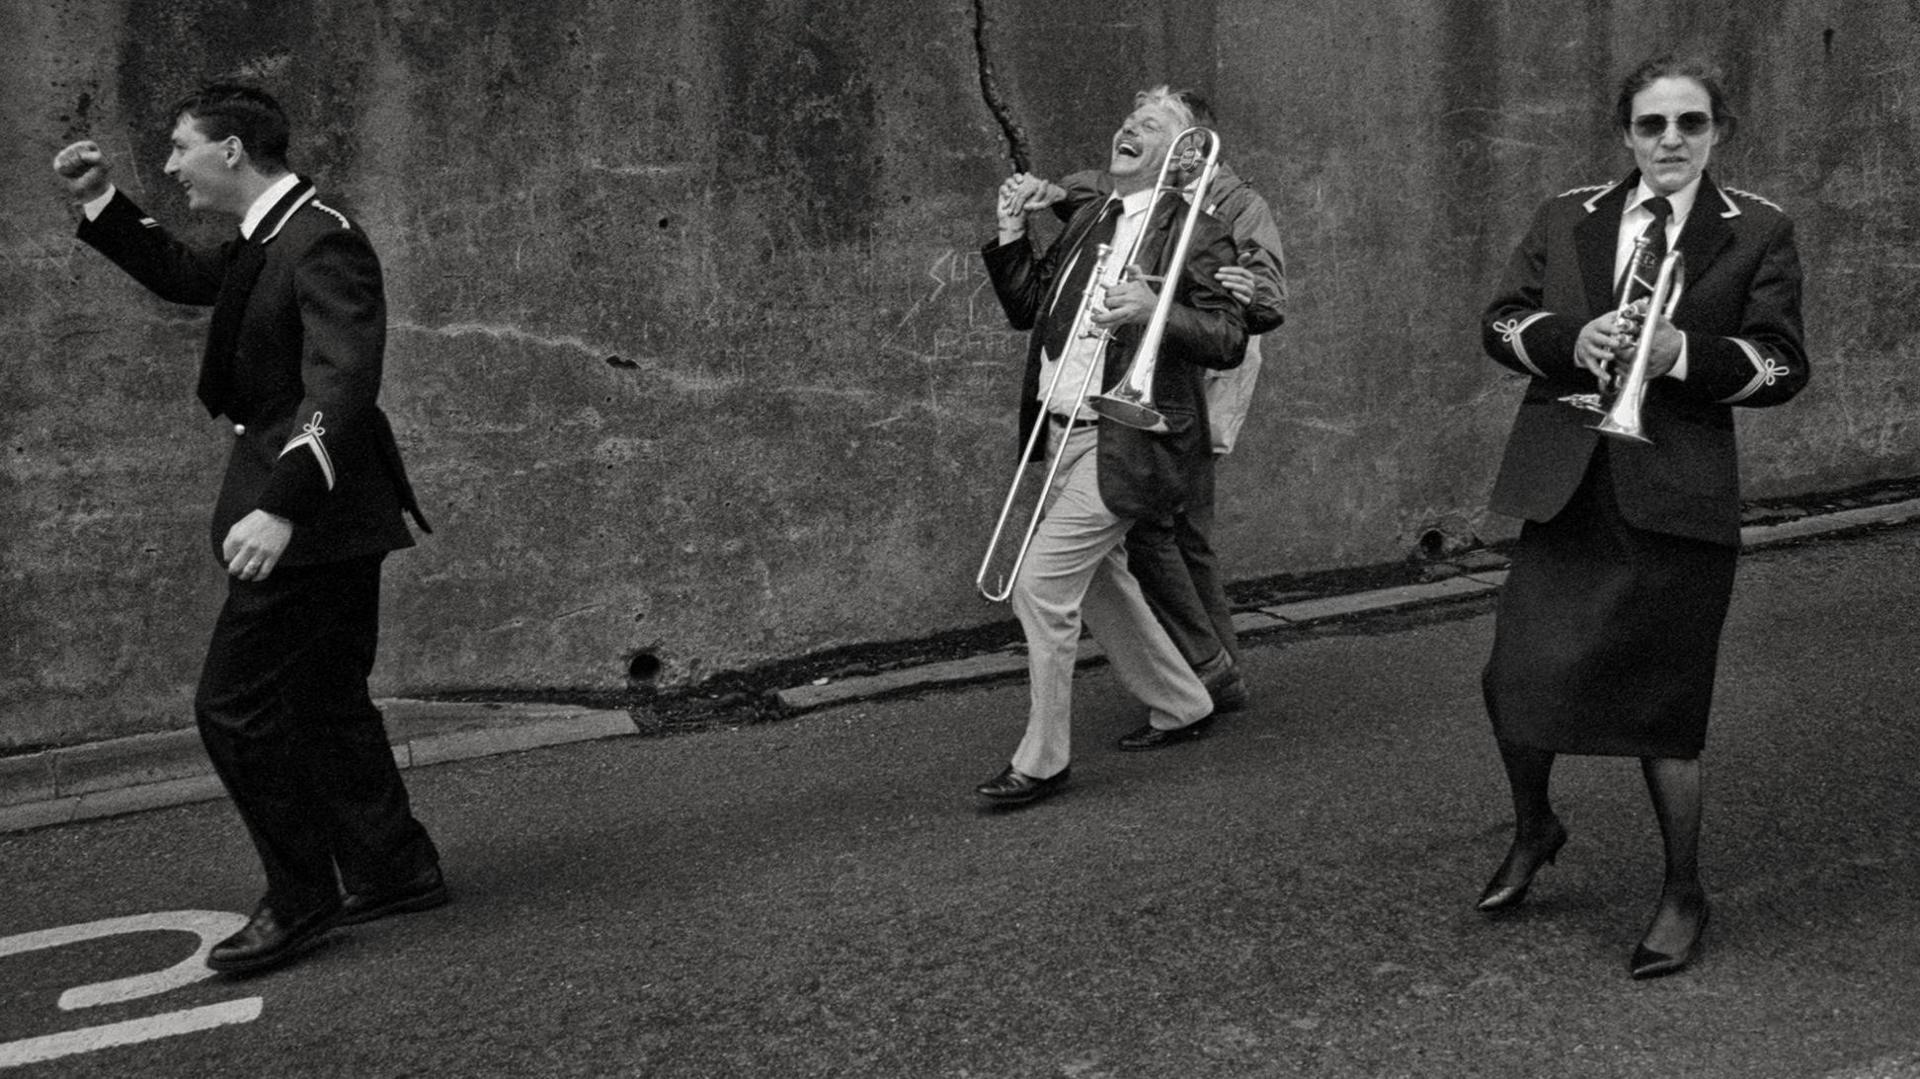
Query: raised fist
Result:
<box><xmin>52</xmin><ymin>140</ymin><xmax>111</xmax><ymax>203</ymax></box>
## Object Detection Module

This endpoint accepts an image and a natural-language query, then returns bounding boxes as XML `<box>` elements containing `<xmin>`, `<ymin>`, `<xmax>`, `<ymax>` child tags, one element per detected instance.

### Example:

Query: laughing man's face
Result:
<box><xmin>1108</xmin><ymin>101</ymin><xmax>1185</xmax><ymax>192</ymax></box>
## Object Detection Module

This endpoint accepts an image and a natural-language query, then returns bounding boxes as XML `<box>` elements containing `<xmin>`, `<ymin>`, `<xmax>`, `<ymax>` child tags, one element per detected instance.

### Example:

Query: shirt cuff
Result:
<box><xmin>82</xmin><ymin>185</ymin><xmax>116</xmax><ymax>221</ymax></box>
<box><xmin>1667</xmin><ymin>334</ymin><xmax>1691</xmax><ymax>381</ymax></box>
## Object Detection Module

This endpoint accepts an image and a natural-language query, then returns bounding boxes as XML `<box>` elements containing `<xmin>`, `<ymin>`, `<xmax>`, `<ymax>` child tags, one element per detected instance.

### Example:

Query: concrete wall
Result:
<box><xmin>5</xmin><ymin>1</ymin><xmax>1918</xmax><ymax>749</ymax></box>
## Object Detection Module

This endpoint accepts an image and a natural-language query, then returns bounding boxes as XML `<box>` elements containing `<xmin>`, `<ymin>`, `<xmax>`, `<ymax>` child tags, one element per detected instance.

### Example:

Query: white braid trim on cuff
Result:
<box><xmin>1491</xmin><ymin>313</ymin><xmax>1552</xmax><ymax>377</ymax></box>
<box><xmin>278</xmin><ymin>411</ymin><xmax>336</xmax><ymax>491</ymax></box>
<box><xmin>1717</xmin><ymin>339</ymin><xmax>1791</xmax><ymax>405</ymax></box>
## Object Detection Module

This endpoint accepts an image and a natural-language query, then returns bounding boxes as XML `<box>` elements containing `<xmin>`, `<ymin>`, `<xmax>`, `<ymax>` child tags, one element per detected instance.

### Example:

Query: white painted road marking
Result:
<box><xmin>0</xmin><ymin>1000</ymin><xmax>264</xmax><ymax>1069</ymax></box>
<box><xmin>0</xmin><ymin>910</ymin><xmax>261</xmax><ymax>1069</ymax></box>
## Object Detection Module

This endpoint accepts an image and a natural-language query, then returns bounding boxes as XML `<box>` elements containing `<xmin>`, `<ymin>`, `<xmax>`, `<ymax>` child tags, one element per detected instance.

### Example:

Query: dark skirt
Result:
<box><xmin>1483</xmin><ymin>446</ymin><xmax>1737</xmax><ymax>759</ymax></box>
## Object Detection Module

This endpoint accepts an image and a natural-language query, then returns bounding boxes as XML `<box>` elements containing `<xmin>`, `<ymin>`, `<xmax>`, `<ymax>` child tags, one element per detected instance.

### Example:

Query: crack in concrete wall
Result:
<box><xmin>971</xmin><ymin>0</ymin><xmax>1030</xmax><ymax>173</ymax></box>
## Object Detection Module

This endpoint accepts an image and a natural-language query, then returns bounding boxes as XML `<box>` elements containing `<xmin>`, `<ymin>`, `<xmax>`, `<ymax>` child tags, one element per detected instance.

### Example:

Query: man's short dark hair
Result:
<box><xmin>1171</xmin><ymin>88</ymin><xmax>1218</xmax><ymax>130</ymax></box>
<box><xmin>1614</xmin><ymin>55</ymin><xmax>1739</xmax><ymax>142</ymax></box>
<box><xmin>170</xmin><ymin>82</ymin><xmax>291</xmax><ymax>171</ymax></box>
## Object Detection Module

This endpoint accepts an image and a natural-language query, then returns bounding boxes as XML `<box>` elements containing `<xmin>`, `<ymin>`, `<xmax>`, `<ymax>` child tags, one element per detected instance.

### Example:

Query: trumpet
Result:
<box><xmin>1594</xmin><ymin>249</ymin><xmax>1684</xmax><ymax>444</ymax></box>
<box><xmin>974</xmin><ymin>128</ymin><xmax>1224</xmax><ymax>602</ymax></box>
<box><xmin>1085</xmin><ymin>127</ymin><xmax>1223</xmax><ymax>429</ymax></box>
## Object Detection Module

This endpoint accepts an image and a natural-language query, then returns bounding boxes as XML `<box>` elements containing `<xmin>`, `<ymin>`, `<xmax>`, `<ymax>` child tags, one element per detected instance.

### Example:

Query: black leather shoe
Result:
<box><xmin>1630</xmin><ymin>900</ymin><xmax>1710</xmax><ymax>979</ymax></box>
<box><xmin>1195</xmin><ymin>654</ymin><xmax>1249</xmax><ymax>714</ymax></box>
<box><xmin>1475</xmin><ymin>821</ymin><xmax>1570</xmax><ymax>911</ymax></box>
<box><xmin>339</xmin><ymin>865</ymin><xmax>449</xmax><ymax>926</ymax></box>
<box><xmin>1116</xmin><ymin>714</ymin><xmax>1215</xmax><ymax>751</ymax></box>
<box><xmin>975</xmin><ymin>764</ymin><xmax>1070</xmax><ymax>805</ymax></box>
<box><xmin>1203</xmin><ymin>668</ymin><xmax>1249</xmax><ymax>714</ymax></box>
<box><xmin>206</xmin><ymin>899</ymin><xmax>343</xmax><ymax>975</ymax></box>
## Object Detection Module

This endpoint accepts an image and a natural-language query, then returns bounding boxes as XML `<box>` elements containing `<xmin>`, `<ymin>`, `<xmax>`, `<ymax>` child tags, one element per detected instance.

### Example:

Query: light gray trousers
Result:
<box><xmin>1008</xmin><ymin>425</ymin><xmax>1212</xmax><ymax>779</ymax></box>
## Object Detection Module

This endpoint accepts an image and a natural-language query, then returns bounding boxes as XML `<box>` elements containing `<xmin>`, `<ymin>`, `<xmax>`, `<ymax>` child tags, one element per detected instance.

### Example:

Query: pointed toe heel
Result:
<box><xmin>1630</xmin><ymin>902</ymin><xmax>1710</xmax><ymax>980</ymax></box>
<box><xmin>1475</xmin><ymin>823</ymin><xmax>1569</xmax><ymax>912</ymax></box>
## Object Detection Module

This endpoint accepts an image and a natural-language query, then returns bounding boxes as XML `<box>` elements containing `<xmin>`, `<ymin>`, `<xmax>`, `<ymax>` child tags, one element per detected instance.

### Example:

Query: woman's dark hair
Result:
<box><xmin>169</xmin><ymin>82</ymin><xmax>291</xmax><ymax>170</ymax></box>
<box><xmin>1614</xmin><ymin>55</ymin><xmax>1738</xmax><ymax>142</ymax></box>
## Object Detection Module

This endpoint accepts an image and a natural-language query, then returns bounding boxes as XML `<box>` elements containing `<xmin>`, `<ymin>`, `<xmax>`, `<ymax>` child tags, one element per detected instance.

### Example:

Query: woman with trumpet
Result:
<box><xmin>1476</xmin><ymin>56</ymin><xmax>1808</xmax><ymax>977</ymax></box>
<box><xmin>973</xmin><ymin>86</ymin><xmax>1246</xmax><ymax>807</ymax></box>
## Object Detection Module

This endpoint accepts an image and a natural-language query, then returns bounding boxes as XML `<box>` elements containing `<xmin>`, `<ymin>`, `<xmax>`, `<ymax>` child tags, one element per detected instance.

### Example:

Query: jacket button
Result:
<box><xmin>233</xmin><ymin>424</ymin><xmax>246</xmax><ymax>436</ymax></box>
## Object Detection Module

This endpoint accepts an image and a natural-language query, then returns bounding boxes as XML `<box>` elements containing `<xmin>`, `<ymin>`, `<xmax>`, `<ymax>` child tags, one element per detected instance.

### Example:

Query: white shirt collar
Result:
<box><xmin>1114</xmin><ymin>185</ymin><xmax>1156</xmax><ymax>218</ymax></box>
<box><xmin>239</xmin><ymin>173</ymin><xmax>304</xmax><ymax>239</ymax></box>
<box><xmin>1627</xmin><ymin>175</ymin><xmax>1702</xmax><ymax>225</ymax></box>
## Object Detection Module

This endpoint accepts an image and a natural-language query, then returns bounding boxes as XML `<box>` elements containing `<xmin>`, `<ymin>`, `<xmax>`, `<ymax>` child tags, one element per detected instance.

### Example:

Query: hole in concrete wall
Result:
<box><xmin>627</xmin><ymin>651</ymin><xmax>662</xmax><ymax>683</ymax></box>
<box><xmin>1414</xmin><ymin>517</ymin><xmax>1478</xmax><ymax>561</ymax></box>
<box><xmin>657</xmin><ymin>216</ymin><xmax>671</xmax><ymax>229</ymax></box>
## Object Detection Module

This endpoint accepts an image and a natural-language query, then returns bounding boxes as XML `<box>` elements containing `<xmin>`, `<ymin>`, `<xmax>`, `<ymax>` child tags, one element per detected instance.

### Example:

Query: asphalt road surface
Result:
<box><xmin>4</xmin><ymin>526</ymin><xmax>1918</xmax><ymax>1078</ymax></box>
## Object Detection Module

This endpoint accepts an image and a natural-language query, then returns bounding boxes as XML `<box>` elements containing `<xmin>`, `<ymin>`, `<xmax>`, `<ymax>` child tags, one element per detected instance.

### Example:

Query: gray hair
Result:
<box><xmin>1133</xmin><ymin>84</ymin><xmax>1198</xmax><ymax>131</ymax></box>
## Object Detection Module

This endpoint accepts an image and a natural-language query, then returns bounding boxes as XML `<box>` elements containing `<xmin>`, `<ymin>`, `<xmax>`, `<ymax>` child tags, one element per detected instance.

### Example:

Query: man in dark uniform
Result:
<box><xmin>1473</xmin><ymin>56</ymin><xmax>1807</xmax><ymax>979</ymax></box>
<box><xmin>53</xmin><ymin>83</ymin><xmax>445</xmax><ymax>975</ymax></box>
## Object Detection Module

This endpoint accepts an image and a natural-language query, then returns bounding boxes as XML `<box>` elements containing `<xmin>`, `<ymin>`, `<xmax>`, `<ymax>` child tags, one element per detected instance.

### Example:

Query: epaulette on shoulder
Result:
<box><xmin>304</xmin><ymin>200</ymin><xmax>354</xmax><ymax>231</ymax></box>
<box><xmin>1722</xmin><ymin>186</ymin><xmax>1784</xmax><ymax>213</ymax></box>
<box><xmin>1557</xmin><ymin>182</ymin><xmax>1611</xmax><ymax>199</ymax></box>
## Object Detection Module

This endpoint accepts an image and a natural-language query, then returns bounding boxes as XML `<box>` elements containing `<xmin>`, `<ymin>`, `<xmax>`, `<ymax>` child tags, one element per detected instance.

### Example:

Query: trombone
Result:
<box><xmin>1595</xmin><ymin>249</ymin><xmax>1684</xmax><ymax>444</ymax></box>
<box><xmin>974</xmin><ymin>127</ymin><xmax>1224</xmax><ymax>602</ymax></box>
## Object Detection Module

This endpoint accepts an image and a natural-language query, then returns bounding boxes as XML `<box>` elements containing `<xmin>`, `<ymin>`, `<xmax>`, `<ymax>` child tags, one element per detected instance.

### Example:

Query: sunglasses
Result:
<box><xmin>1631</xmin><ymin>111</ymin><xmax>1714</xmax><ymax>138</ymax></box>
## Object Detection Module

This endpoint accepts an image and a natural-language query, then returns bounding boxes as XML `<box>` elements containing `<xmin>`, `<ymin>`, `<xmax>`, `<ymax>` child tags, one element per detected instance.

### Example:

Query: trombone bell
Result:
<box><xmin>1084</xmin><ymin>392</ymin><xmax>1162</xmax><ymax>429</ymax></box>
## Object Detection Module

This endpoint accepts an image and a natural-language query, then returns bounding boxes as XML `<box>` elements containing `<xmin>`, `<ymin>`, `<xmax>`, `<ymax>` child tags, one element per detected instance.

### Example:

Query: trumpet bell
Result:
<box><xmin>1593</xmin><ymin>403</ymin><xmax>1652</xmax><ymax>443</ymax></box>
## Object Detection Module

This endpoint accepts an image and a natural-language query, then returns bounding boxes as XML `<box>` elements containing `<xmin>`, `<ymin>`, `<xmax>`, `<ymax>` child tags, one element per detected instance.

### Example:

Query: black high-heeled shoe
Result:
<box><xmin>1475</xmin><ymin>821</ymin><xmax>1570</xmax><ymax>911</ymax></box>
<box><xmin>1630</xmin><ymin>900</ymin><xmax>1710</xmax><ymax>979</ymax></box>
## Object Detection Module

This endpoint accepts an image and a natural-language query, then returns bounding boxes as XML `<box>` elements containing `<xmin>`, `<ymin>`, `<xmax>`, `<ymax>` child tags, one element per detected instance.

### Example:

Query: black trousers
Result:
<box><xmin>194</xmin><ymin>554</ymin><xmax>437</xmax><ymax>912</ymax></box>
<box><xmin>1127</xmin><ymin>496</ymin><xmax>1239</xmax><ymax>670</ymax></box>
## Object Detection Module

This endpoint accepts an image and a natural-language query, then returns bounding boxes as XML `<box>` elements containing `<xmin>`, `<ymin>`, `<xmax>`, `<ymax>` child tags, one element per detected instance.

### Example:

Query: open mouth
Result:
<box><xmin>1115</xmin><ymin>137</ymin><xmax>1142</xmax><ymax>160</ymax></box>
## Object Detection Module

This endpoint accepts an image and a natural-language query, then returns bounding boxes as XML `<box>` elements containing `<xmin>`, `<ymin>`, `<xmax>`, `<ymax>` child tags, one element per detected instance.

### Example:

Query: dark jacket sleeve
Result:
<box><xmin>1050</xmin><ymin>169</ymin><xmax>1110</xmax><ymax>222</ymax></box>
<box><xmin>1480</xmin><ymin>197</ymin><xmax>1591</xmax><ymax>385</ymax></box>
<box><xmin>75</xmin><ymin>191</ymin><xmax>227</xmax><ymax>306</ymax></box>
<box><xmin>1675</xmin><ymin>214</ymin><xmax>1809</xmax><ymax>408</ymax></box>
<box><xmin>254</xmin><ymin>226</ymin><xmax>388</xmax><ymax>524</ymax></box>
<box><xmin>981</xmin><ymin>223</ymin><xmax>1071</xmax><ymax>333</ymax></box>
<box><xmin>1215</xmin><ymin>184</ymin><xmax>1287</xmax><ymax>336</ymax></box>
<box><xmin>1154</xmin><ymin>211</ymin><xmax>1247</xmax><ymax>372</ymax></box>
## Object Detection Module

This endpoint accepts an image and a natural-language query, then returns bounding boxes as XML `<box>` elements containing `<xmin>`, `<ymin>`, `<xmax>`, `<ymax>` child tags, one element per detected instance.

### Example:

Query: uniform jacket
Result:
<box><xmin>981</xmin><ymin>192</ymin><xmax>1247</xmax><ymax>520</ymax></box>
<box><xmin>1056</xmin><ymin>163</ymin><xmax>1285</xmax><ymax>454</ymax></box>
<box><xmin>1480</xmin><ymin>171</ymin><xmax>1809</xmax><ymax>547</ymax></box>
<box><xmin>79</xmin><ymin>182</ymin><xmax>428</xmax><ymax>567</ymax></box>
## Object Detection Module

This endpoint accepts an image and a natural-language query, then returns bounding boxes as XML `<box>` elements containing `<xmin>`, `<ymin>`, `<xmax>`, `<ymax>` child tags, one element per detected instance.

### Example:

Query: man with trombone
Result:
<box><xmin>973</xmin><ymin>87</ymin><xmax>1248</xmax><ymax>806</ymax></box>
<box><xmin>1012</xmin><ymin>88</ymin><xmax>1287</xmax><ymax>716</ymax></box>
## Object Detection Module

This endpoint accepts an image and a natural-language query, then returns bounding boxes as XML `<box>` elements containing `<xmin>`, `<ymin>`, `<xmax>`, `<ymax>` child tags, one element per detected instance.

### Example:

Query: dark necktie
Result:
<box><xmin>1042</xmin><ymin>198</ymin><xmax>1123</xmax><ymax>362</ymax></box>
<box><xmin>197</xmin><ymin>234</ymin><xmax>268</xmax><ymax>417</ymax></box>
<box><xmin>1617</xmin><ymin>195</ymin><xmax>1673</xmax><ymax>309</ymax></box>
